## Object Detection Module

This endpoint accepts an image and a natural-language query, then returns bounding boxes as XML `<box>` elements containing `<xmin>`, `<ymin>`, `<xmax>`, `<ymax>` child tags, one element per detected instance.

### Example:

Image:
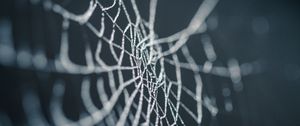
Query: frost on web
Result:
<box><xmin>0</xmin><ymin>0</ymin><xmax>260</xmax><ymax>125</ymax></box>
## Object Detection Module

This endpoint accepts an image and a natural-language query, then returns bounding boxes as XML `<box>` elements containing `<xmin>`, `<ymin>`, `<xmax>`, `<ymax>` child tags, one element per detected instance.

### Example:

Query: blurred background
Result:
<box><xmin>0</xmin><ymin>0</ymin><xmax>300</xmax><ymax>126</ymax></box>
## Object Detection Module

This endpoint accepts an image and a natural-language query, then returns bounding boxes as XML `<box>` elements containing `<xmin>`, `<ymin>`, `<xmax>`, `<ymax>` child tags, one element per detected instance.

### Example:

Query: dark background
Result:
<box><xmin>1</xmin><ymin>0</ymin><xmax>300</xmax><ymax>126</ymax></box>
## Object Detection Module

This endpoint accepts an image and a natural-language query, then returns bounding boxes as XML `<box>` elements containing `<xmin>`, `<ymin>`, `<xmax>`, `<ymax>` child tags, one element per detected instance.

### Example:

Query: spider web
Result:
<box><xmin>0</xmin><ymin>0</ymin><xmax>259</xmax><ymax>125</ymax></box>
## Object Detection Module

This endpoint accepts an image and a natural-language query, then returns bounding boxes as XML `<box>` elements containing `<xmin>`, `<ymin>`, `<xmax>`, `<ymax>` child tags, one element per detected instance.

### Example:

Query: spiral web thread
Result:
<box><xmin>0</xmin><ymin>0</ymin><xmax>258</xmax><ymax>125</ymax></box>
